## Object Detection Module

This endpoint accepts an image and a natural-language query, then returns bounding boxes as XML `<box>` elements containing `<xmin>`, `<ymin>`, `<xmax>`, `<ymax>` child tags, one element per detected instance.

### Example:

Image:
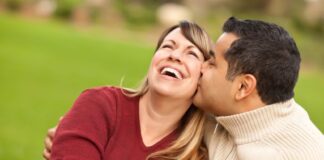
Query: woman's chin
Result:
<box><xmin>151</xmin><ymin>85</ymin><xmax>193</xmax><ymax>100</ymax></box>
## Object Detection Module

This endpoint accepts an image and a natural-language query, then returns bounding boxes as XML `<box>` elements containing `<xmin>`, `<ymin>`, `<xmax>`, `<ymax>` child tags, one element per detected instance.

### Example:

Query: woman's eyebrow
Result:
<box><xmin>164</xmin><ymin>39</ymin><xmax>197</xmax><ymax>50</ymax></box>
<box><xmin>187</xmin><ymin>45</ymin><xmax>197</xmax><ymax>49</ymax></box>
<box><xmin>164</xmin><ymin>39</ymin><xmax>176</xmax><ymax>45</ymax></box>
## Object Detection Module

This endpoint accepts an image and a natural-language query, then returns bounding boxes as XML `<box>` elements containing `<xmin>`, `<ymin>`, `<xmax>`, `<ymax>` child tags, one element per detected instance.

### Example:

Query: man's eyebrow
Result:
<box><xmin>209</xmin><ymin>56</ymin><xmax>215</xmax><ymax>62</ymax></box>
<box><xmin>209</xmin><ymin>50</ymin><xmax>215</xmax><ymax>56</ymax></box>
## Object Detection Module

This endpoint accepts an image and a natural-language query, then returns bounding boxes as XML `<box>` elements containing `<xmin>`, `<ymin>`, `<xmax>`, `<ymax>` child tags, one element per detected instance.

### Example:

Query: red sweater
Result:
<box><xmin>51</xmin><ymin>87</ymin><xmax>179</xmax><ymax>160</ymax></box>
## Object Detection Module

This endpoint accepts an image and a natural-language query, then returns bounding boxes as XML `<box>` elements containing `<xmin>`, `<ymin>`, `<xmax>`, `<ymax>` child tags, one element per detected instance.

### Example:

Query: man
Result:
<box><xmin>194</xmin><ymin>17</ymin><xmax>324</xmax><ymax>159</ymax></box>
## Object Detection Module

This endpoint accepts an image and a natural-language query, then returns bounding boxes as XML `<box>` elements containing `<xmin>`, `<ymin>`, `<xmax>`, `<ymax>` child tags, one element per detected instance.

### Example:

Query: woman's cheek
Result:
<box><xmin>191</xmin><ymin>64</ymin><xmax>202</xmax><ymax>81</ymax></box>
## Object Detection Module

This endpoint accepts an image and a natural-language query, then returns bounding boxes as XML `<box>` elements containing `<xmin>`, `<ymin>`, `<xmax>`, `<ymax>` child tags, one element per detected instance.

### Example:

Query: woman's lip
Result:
<box><xmin>160</xmin><ymin>74</ymin><xmax>181</xmax><ymax>81</ymax></box>
<box><xmin>159</xmin><ymin>65</ymin><xmax>185</xmax><ymax>79</ymax></box>
<box><xmin>161</xmin><ymin>67</ymin><xmax>183</xmax><ymax>79</ymax></box>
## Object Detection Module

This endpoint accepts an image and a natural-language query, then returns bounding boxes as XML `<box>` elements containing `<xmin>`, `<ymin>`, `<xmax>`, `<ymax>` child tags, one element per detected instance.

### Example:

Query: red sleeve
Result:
<box><xmin>51</xmin><ymin>88</ymin><xmax>117</xmax><ymax>160</ymax></box>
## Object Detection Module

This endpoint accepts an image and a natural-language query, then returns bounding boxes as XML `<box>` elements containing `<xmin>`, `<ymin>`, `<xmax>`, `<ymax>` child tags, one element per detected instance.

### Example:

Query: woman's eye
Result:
<box><xmin>188</xmin><ymin>51</ymin><xmax>199</xmax><ymax>59</ymax></box>
<box><xmin>162</xmin><ymin>44</ymin><xmax>172</xmax><ymax>49</ymax></box>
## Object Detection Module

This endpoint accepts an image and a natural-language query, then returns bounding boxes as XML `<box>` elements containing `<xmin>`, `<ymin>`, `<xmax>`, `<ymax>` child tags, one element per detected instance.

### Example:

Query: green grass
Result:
<box><xmin>295</xmin><ymin>70</ymin><xmax>324</xmax><ymax>132</ymax></box>
<box><xmin>0</xmin><ymin>13</ymin><xmax>152</xmax><ymax>160</ymax></box>
<box><xmin>0</xmin><ymin>13</ymin><xmax>323</xmax><ymax>160</ymax></box>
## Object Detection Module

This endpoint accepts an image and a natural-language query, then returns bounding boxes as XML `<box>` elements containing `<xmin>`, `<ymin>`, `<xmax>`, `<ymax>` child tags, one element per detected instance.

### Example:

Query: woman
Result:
<box><xmin>45</xmin><ymin>21</ymin><xmax>213</xmax><ymax>160</ymax></box>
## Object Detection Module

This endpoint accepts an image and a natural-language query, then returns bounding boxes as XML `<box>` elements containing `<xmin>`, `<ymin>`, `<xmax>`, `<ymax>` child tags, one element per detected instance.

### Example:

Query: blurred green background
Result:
<box><xmin>0</xmin><ymin>0</ymin><xmax>324</xmax><ymax>159</ymax></box>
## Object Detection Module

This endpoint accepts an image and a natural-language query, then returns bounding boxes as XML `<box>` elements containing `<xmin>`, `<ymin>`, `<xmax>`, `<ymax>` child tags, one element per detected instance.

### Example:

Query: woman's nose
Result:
<box><xmin>169</xmin><ymin>50</ymin><xmax>182</xmax><ymax>62</ymax></box>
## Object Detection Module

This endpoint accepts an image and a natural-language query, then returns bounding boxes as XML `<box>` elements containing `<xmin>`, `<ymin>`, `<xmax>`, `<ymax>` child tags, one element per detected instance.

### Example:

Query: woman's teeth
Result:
<box><xmin>161</xmin><ymin>67</ymin><xmax>183</xmax><ymax>79</ymax></box>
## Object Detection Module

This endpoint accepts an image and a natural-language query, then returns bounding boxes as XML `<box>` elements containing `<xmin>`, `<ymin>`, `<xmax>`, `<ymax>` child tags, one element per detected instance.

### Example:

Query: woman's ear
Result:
<box><xmin>234</xmin><ymin>74</ymin><xmax>257</xmax><ymax>100</ymax></box>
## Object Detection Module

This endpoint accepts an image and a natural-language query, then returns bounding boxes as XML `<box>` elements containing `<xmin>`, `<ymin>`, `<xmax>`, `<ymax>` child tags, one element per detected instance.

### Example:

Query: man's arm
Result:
<box><xmin>43</xmin><ymin>126</ymin><xmax>56</xmax><ymax>160</ymax></box>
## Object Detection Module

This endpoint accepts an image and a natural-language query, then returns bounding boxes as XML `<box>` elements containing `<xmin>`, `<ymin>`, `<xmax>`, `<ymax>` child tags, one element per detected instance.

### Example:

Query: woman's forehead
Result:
<box><xmin>163</xmin><ymin>28</ymin><xmax>182</xmax><ymax>40</ymax></box>
<box><xmin>162</xmin><ymin>28</ymin><xmax>195</xmax><ymax>47</ymax></box>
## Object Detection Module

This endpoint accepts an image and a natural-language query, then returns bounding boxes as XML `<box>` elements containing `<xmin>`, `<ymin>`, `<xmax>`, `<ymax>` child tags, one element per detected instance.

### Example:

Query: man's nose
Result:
<box><xmin>201</xmin><ymin>61</ymin><xmax>209</xmax><ymax>73</ymax></box>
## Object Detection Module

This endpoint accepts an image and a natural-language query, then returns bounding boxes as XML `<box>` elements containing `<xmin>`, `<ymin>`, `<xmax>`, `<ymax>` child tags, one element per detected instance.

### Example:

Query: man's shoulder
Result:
<box><xmin>237</xmin><ymin>141</ymin><xmax>280</xmax><ymax>160</ymax></box>
<box><xmin>238</xmin><ymin>136</ymin><xmax>324</xmax><ymax>160</ymax></box>
<box><xmin>245</xmin><ymin>129</ymin><xmax>324</xmax><ymax>160</ymax></box>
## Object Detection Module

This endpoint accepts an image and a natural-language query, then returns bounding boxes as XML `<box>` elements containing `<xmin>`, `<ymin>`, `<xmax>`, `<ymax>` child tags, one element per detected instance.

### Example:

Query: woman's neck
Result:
<box><xmin>139</xmin><ymin>90</ymin><xmax>192</xmax><ymax>146</ymax></box>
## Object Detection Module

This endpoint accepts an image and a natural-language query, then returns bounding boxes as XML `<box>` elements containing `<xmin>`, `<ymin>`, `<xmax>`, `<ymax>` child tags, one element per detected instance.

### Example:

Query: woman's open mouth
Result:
<box><xmin>160</xmin><ymin>67</ymin><xmax>183</xmax><ymax>80</ymax></box>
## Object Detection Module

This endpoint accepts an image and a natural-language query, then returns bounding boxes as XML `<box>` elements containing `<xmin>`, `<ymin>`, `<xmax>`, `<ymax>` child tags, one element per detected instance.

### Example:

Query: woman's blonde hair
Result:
<box><xmin>125</xmin><ymin>21</ymin><xmax>213</xmax><ymax>160</ymax></box>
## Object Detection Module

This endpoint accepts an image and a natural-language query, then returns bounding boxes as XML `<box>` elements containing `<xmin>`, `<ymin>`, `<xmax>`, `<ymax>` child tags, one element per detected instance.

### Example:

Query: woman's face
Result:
<box><xmin>147</xmin><ymin>28</ymin><xmax>205</xmax><ymax>100</ymax></box>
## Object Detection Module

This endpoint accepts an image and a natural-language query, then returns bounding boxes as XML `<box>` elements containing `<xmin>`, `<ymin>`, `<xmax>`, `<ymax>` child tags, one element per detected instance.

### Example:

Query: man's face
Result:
<box><xmin>193</xmin><ymin>32</ymin><xmax>239</xmax><ymax>116</ymax></box>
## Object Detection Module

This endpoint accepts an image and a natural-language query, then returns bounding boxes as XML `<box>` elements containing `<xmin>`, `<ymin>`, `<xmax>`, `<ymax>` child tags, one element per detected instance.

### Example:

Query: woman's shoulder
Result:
<box><xmin>69</xmin><ymin>86</ymin><xmax>125</xmax><ymax>128</ymax></box>
<box><xmin>86</xmin><ymin>85</ymin><xmax>136</xmax><ymax>93</ymax></box>
<box><xmin>84</xmin><ymin>85</ymin><xmax>121</xmax><ymax>93</ymax></box>
<box><xmin>81</xmin><ymin>86</ymin><xmax>123</xmax><ymax>97</ymax></box>
<box><xmin>80</xmin><ymin>86</ymin><xmax>138</xmax><ymax>104</ymax></box>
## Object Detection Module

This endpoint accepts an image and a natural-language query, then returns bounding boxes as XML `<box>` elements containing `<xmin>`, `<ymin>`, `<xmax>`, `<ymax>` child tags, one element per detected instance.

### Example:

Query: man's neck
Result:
<box><xmin>216</xmin><ymin>99</ymin><xmax>295</xmax><ymax>144</ymax></box>
<box><xmin>238</xmin><ymin>94</ymin><xmax>266</xmax><ymax>113</ymax></box>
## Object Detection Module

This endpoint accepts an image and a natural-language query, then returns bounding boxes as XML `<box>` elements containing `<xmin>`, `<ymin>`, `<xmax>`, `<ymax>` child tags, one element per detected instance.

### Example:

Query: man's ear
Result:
<box><xmin>234</xmin><ymin>74</ymin><xmax>257</xmax><ymax>100</ymax></box>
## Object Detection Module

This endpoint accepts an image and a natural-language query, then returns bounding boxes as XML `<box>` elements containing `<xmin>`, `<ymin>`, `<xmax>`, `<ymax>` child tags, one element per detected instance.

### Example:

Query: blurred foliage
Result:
<box><xmin>2</xmin><ymin>0</ymin><xmax>25</xmax><ymax>11</ymax></box>
<box><xmin>227</xmin><ymin>0</ymin><xmax>268</xmax><ymax>12</ymax></box>
<box><xmin>114</xmin><ymin>0</ymin><xmax>159</xmax><ymax>26</ymax></box>
<box><xmin>1</xmin><ymin>0</ymin><xmax>323</xmax><ymax>35</ymax></box>
<box><xmin>293</xmin><ymin>17</ymin><xmax>324</xmax><ymax>34</ymax></box>
<box><xmin>54</xmin><ymin>0</ymin><xmax>82</xmax><ymax>19</ymax></box>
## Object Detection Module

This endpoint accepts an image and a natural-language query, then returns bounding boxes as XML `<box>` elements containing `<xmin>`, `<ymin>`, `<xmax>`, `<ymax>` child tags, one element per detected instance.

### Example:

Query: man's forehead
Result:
<box><xmin>216</xmin><ymin>32</ymin><xmax>239</xmax><ymax>45</ymax></box>
<box><xmin>213</xmin><ymin>32</ymin><xmax>239</xmax><ymax>56</ymax></box>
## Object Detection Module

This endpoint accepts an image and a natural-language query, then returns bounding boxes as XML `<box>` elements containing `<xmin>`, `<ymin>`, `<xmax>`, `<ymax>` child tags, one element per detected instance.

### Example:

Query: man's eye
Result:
<box><xmin>208</xmin><ymin>59</ymin><xmax>215</xmax><ymax>66</ymax></box>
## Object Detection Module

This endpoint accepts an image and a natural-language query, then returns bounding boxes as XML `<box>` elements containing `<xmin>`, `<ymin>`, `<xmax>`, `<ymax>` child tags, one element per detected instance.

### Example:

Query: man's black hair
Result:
<box><xmin>223</xmin><ymin>17</ymin><xmax>301</xmax><ymax>104</ymax></box>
